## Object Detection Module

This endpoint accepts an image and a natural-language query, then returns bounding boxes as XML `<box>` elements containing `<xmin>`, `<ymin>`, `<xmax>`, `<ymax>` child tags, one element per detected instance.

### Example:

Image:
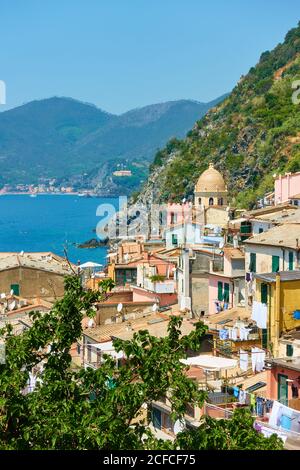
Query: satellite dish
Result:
<box><xmin>0</xmin><ymin>293</ymin><xmax>5</xmax><ymax>299</ymax></box>
<box><xmin>173</xmin><ymin>419</ymin><xmax>186</xmax><ymax>435</ymax></box>
<box><xmin>20</xmin><ymin>250</ymin><xmax>24</xmax><ymax>256</ymax></box>
<box><xmin>182</xmin><ymin>198</ymin><xmax>186</xmax><ymax>204</ymax></box>
<box><xmin>219</xmin><ymin>241</ymin><xmax>224</xmax><ymax>249</ymax></box>
<box><xmin>152</xmin><ymin>303</ymin><xmax>158</xmax><ymax>312</ymax></box>
<box><xmin>117</xmin><ymin>303</ymin><xmax>123</xmax><ymax>313</ymax></box>
<box><xmin>9</xmin><ymin>300</ymin><xmax>16</xmax><ymax>311</ymax></box>
<box><xmin>10</xmin><ymin>289</ymin><xmax>14</xmax><ymax>296</ymax></box>
<box><xmin>87</xmin><ymin>318</ymin><xmax>95</xmax><ymax>328</ymax></box>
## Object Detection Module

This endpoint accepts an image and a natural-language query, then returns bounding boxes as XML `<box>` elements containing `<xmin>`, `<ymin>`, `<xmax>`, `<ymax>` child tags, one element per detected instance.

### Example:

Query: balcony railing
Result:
<box><xmin>144</xmin><ymin>278</ymin><xmax>176</xmax><ymax>294</ymax></box>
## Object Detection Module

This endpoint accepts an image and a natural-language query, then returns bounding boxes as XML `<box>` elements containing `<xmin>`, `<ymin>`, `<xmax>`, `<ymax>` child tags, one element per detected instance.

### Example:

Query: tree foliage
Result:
<box><xmin>0</xmin><ymin>276</ymin><xmax>284</xmax><ymax>450</ymax></box>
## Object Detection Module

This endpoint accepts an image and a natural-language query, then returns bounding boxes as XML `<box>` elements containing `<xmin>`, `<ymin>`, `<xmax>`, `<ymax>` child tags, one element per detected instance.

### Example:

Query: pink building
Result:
<box><xmin>132</xmin><ymin>285</ymin><xmax>177</xmax><ymax>307</ymax></box>
<box><xmin>208</xmin><ymin>248</ymin><xmax>245</xmax><ymax>315</ymax></box>
<box><xmin>167</xmin><ymin>202</ymin><xmax>191</xmax><ymax>226</ymax></box>
<box><xmin>267</xmin><ymin>358</ymin><xmax>300</xmax><ymax>406</ymax></box>
<box><xmin>274</xmin><ymin>172</ymin><xmax>300</xmax><ymax>205</ymax></box>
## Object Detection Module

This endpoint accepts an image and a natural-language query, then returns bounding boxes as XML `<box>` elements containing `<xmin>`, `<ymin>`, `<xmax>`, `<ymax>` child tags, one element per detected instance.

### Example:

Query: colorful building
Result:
<box><xmin>274</xmin><ymin>171</ymin><xmax>300</xmax><ymax>205</ymax></box>
<box><xmin>254</xmin><ymin>271</ymin><xmax>300</xmax><ymax>357</ymax></box>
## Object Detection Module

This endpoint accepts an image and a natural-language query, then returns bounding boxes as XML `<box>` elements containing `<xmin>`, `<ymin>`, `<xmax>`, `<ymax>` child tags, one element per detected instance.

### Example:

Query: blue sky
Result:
<box><xmin>1</xmin><ymin>0</ymin><xmax>299</xmax><ymax>114</ymax></box>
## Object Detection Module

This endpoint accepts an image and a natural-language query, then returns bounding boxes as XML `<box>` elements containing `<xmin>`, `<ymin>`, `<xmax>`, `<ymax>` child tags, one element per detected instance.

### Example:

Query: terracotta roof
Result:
<box><xmin>204</xmin><ymin>307</ymin><xmax>252</xmax><ymax>329</ymax></box>
<box><xmin>83</xmin><ymin>313</ymin><xmax>195</xmax><ymax>343</ymax></box>
<box><xmin>244</xmin><ymin>223</ymin><xmax>300</xmax><ymax>249</ymax></box>
<box><xmin>244</xmin><ymin>203</ymin><xmax>295</xmax><ymax>218</ymax></box>
<box><xmin>249</xmin><ymin>208</ymin><xmax>300</xmax><ymax>224</ymax></box>
<box><xmin>223</xmin><ymin>247</ymin><xmax>245</xmax><ymax>259</ymax></box>
<box><xmin>0</xmin><ymin>252</ymin><xmax>75</xmax><ymax>275</ymax></box>
<box><xmin>235</xmin><ymin>371</ymin><xmax>267</xmax><ymax>397</ymax></box>
<box><xmin>254</xmin><ymin>270</ymin><xmax>300</xmax><ymax>283</ymax></box>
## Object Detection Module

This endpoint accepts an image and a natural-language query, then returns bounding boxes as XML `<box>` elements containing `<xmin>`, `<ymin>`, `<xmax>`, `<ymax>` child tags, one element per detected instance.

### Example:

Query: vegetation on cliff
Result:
<box><xmin>143</xmin><ymin>21</ymin><xmax>300</xmax><ymax>208</ymax></box>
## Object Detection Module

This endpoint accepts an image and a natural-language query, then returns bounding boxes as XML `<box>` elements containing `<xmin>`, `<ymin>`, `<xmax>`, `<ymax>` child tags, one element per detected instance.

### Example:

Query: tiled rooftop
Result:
<box><xmin>0</xmin><ymin>252</ymin><xmax>76</xmax><ymax>275</ymax></box>
<box><xmin>244</xmin><ymin>223</ymin><xmax>300</xmax><ymax>249</ymax></box>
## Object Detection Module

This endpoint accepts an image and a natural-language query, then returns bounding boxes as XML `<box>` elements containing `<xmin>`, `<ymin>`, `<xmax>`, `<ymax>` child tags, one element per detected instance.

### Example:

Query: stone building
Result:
<box><xmin>0</xmin><ymin>252</ymin><xmax>75</xmax><ymax>302</ymax></box>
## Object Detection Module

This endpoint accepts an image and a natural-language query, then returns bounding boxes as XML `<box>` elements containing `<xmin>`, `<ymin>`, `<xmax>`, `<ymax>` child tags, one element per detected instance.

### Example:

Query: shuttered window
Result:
<box><xmin>287</xmin><ymin>344</ymin><xmax>293</xmax><ymax>357</ymax></box>
<box><xmin>272</xmin><ymin>255</ymin><xmax>280</xmax><ymax>273</ymax></box>
<box><xmin>289</xmin><ymin>252</ymin><xmax>294</xmax><ymax>271</ymax></box>
<box><xmin>223</xmin><ymin>283</ymin><xmax>230</xmax><ymax>303</ymax></box>
<box><xmin>218</xmin><ymin>281</ymin><xmax>223</xmax><ymax>301</ymax></box>
<box><xmin>249</xmin><ymin>253</ymin><xmax>256</xmax><ymax>273</ymax></box>
<box><xmin>262</xmin><ymin>329</ymin><xmax>268</xmax><ymax>349</ymax></box>
<box><xmin>261</xmin><ymin>283</ymin><xmax>268</xmax><ymax>304</ymax></box>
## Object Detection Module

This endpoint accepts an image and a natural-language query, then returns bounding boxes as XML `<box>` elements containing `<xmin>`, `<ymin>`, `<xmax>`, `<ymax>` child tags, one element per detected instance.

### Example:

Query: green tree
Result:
<box><xmin>0</xmin><ymin>276</ymin><xmax>284</xmax><ymax>450</ymax></box>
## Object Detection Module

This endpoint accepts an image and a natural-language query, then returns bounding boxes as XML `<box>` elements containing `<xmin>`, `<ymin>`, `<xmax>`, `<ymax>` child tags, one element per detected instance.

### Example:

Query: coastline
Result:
<box><xmin>0</xmin><ymin>192</ymin><xmax>113</xmax><ymax>197</ymax></box>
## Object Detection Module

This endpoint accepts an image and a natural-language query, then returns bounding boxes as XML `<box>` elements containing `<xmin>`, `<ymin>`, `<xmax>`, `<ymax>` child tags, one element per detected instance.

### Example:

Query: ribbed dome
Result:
<box><xmin>195</xmin><ymin>163</ymin><xmax>226</xmax><ymax>193</ymax></box>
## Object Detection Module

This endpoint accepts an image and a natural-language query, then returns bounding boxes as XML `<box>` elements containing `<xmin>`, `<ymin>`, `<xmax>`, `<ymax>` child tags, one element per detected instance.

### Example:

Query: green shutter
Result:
<box><xmin>223</xmin><ymin>283</ymin><xmax>230</xmax><ymax>303</ymax></box>
<box><xmin>262</xmin><ymin>329</ymin><xmax>268</xmax><ymax>349</ymax></box>
<box><xmin>261</xmin><ymin>283</ymin><xmax>268</xmax><ymax>304</ymax></box>
<box><xmin>218</xmin><ymin>281</ymin><xmax>223</xmax><ymax>301</ymax></box>
<box><xmin>272</xmin><ymin>255</ymin><xmax>280</xmax><ymax>273</ymax></box>
<box><xmin>10</xmin><ymin>284</ymin><xmax>20</xmax><ymax>296</ymax></box>
<box><xmin>289</xmin><ymin>252</ymin><xmax>294</xmax><ymax>271</ymax></box>
<box><xmin>249</xmin><ymin>253</ymin><xmax>256</xmax><ymax>273</ymax></box>
<box><xmin>286</xmin><ymin>344</ymin><xmax>293</xmax><ymax>357</ymax></box>
<box><xmin>172</xmin><ymin>234</ymin><xmax>178</xmax><ymax>245</ymax></box>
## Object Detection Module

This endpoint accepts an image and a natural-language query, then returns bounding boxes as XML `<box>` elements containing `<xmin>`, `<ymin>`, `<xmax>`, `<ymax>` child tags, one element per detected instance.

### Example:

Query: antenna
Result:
<box><xmin>152</xmin><ymin>303</ymin><xmax>158</xmax><ymax>312</ymax></box>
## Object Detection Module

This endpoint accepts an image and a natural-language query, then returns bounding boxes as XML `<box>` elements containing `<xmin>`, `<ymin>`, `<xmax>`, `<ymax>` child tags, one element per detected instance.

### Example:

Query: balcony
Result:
<box><xmin>144</xmin><ymin>278</ymin><xmax>176</xmax><ymax>294</ymax></box>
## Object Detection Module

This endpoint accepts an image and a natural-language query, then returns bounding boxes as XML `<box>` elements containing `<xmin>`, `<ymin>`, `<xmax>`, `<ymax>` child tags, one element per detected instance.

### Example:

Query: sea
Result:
<box><xmin>0</xmin><ymin>194</ymin><xmax>119</xmax><ymax>265</ymax></box>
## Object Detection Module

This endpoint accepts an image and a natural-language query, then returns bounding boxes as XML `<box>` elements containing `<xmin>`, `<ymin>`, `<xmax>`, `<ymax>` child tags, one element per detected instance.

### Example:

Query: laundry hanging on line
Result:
<box><xmin>251</xmin><ymin>301</ymin><xmax>267</xmax><ymax>329</ymax></box>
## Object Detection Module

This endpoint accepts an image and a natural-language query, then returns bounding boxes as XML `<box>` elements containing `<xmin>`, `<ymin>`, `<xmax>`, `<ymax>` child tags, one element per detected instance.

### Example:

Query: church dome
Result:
<box><xmin>195</xmin><ymin>163</ymin><xmax>226</xmax><ymax>193</ymax></box>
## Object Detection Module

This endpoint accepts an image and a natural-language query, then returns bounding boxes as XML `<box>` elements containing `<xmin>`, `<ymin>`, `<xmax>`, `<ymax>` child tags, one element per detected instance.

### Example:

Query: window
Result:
<box><xmin>218</xmin><ymin>281</ymin><xmax>223</xmax><ymax>301</ymax></box>
<box><xmin>261</xmin><ymin>283</ymin><xmax>268</xmax><ymax>304</ymax></box>
<box><xmin>172</xmin><ymin>234</ymin><xmax>178</xmax><ymax>246</ymax></box>
<box><xmin>287</xmin><ymin>344</ymin><xmax>293</xmax><ymax>357</ymax></box>
<box><xmin>262</xmin><ymin>329</ymin><xmax>268</xmax><ymax>349</ymax></box>
<box><xmin>170</xmin><ymin>212</ymin><xmax>177</xmax><ymax>224</ymax></box>
<box><xmin>152</xmin><ymin>407</ymin><xmax>162</xmax><ymax>430</ymax></box>
<box><xmin>249</xmin><ymin>253</ymin><xmax>256</xmax><ymax>273</ymax></box>
<box><xmin>10</xmin><ymin>284</ymin><xmax>20</xmax><ymax>296</ymax></box>
<box><xmin>209</xmin><ymin>197</ymin><xmax>214</xmax><ymax>206</ymax></box>
<box><xmin>218</xmin><ymin>197</ymin><xmax>223</xmax><ymax>206</ymax></box>
<box><xmin>223</xmin><ymin>283</ymin><xmax>230</xmax><ymax>303</ymax></box>
<box><xmin>182</xmin><ymin>279</ymin><xmax>184</xmax><ymax>293</ymax></box>
<box><xmin>289</xmin><ymin>252</ymin><xmax>294</xmax><ymax>271</ymax></box>
<box><xmin>259</xmin><ymin>228</ymin><xmax>264</xmax><ymax>234</ymax></box>
<box><xmin>198</xmin><ymin>197</ymin><xmax>202</xmax><ymax>205</ymax></box>
<box><xmin>272</xmin><ymin>255</ymin><xmax>280</xmax><ymax>273</ymax></box>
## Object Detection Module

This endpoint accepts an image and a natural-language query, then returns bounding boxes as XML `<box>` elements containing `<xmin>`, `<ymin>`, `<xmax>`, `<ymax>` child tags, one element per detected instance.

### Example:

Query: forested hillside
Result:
<box><xmin>136</xmin><ymin>22</ymin><xmax>300</xmax><ymax>208</ymax></box>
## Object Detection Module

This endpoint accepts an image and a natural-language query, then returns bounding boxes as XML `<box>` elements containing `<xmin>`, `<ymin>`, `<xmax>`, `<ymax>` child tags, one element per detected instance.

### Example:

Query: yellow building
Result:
<box><xmin>254</xmin><ymin>271</ymin><xmax>300</xmax><ymax>356</ymax></box>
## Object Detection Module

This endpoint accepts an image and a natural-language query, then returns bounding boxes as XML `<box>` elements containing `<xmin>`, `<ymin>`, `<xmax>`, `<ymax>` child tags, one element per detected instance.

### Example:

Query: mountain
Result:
<box><xmin>135</xmin><ymin>21</ymin><xmax>300</xmax><ymax>209</ymax></box>
<box><xmin>0</xmin><ymin>95</ymin><xmax>226</xmax><ymax>194</ymax></box>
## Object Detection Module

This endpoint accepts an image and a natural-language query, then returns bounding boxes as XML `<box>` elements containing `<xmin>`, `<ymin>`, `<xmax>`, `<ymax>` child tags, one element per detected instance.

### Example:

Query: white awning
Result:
<box><xmin>79</xmin><ymin>261</ymin><xmax>103</xmax><ymax>269</ymax></box>
<box><xmin>180</xmin><ymin>355</ymin><xmax>237</xmax><ymax>371</ymax></box>
<box><xmin>89</xmin><ymin>341</ymin><xmax>124</xmax><ymax>359</ymax></box>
